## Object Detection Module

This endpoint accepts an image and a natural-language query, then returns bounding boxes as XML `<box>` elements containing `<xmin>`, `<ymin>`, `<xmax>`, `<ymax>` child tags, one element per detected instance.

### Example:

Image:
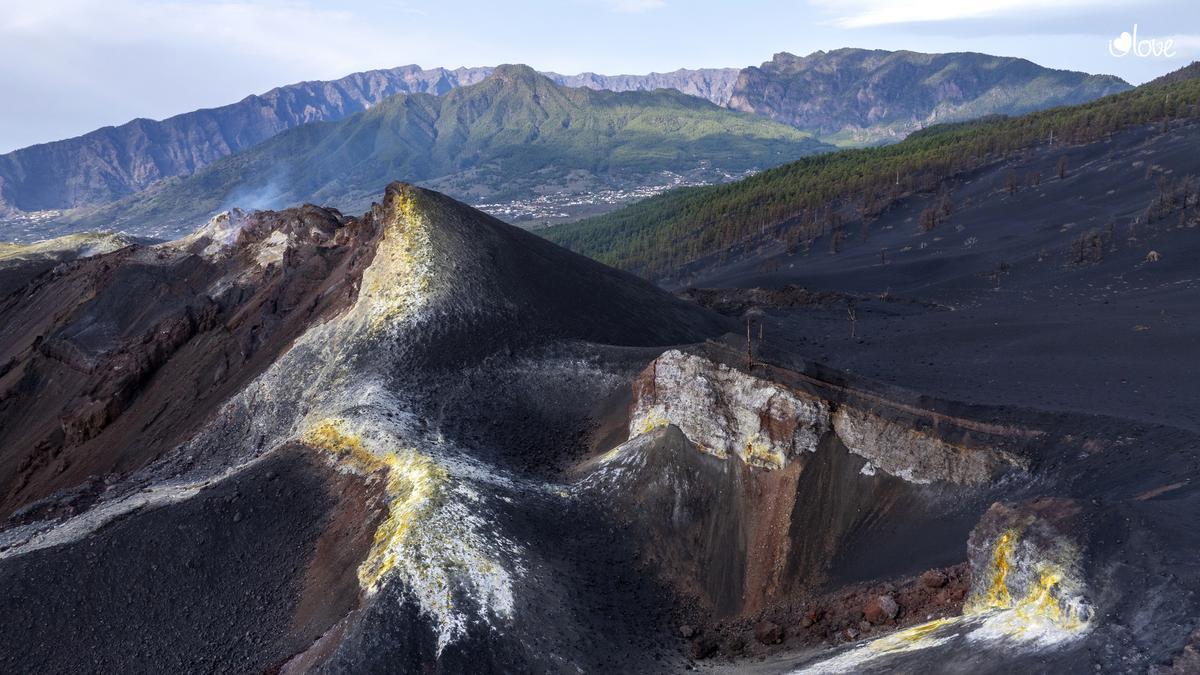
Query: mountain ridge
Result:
<box><xmin>0</xmin><ymin>51</ymin><xmax>1130</xmax><ymax>217</ymax></box>
<box><xmin>549</xmin><ymin>67</ymin><xmax>741</xmax><ymax>106</ymax></box>
<box><xmin>57</xmin><ymin>65</ymin><xmax>829</xmax><ymax>237</ymax></box>
<box><xmin>0</xmin><ymin>65</ymin><xmax>494</xmax><ymax>213</ymax></box>
<box><xmin>727</xmin><ymin>48</ymin><xmax>1131</xmax><ymax>145</ymax></box>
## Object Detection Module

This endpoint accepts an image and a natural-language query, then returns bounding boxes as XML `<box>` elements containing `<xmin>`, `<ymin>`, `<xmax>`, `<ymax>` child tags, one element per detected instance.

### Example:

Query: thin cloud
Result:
<box><xmin>0</xmin><ymin>0</ymin><xmax>408</xmax><ymax>76</ymax></box>
<box><xmin>0</xmin><ymin>0</ymin><xmax>447</xmax><ymax>150</ymax></box>
<box><xmin>597</xmin><ymin>0</ymin><xmax>666</xmax><ymax>13</ymax></box>
<box><xmin>1165</xmin><ymin>34</ymin><xmax>1200</xmax><ymax>52</ymax></box>
<box><xmin>811</xmin><ymin>0</ymin><xmax>1129</xmax><ymax>28</ymax></box>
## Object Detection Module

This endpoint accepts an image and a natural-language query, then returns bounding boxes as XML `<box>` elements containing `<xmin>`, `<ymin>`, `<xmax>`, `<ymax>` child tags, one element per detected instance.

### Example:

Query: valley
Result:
<box><xmin>473</xmin><ymin>167</ymin><xmax>751</xmax><ymax>227</ymax></box>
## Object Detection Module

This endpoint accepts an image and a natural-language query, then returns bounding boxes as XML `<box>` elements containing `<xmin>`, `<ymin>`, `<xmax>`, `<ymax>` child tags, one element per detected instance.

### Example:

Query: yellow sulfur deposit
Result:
<box><xmin>867</xmin><ymin>617</ymin><xmax>957</xmax><ymax>654</ymax></box>
<box><xmin>357</xmin><ymin>187</ymin><xmax>436</xmax><ymax>332</ymax></box>
<box><xmin>966</xmin><ymin>527</ymin><xmax>1089</xmax><ymax>630</ymax></box>
<box><xmin>968</xmin><ymin>529</ymin><xmax>1015</xmax><ymax>612</ymax></box>
<box><xmin>633</xmin><ymin>407</ymin><xmax>671</xmax><ymax>436</ymax></box>
<box><xmin>745</xmin><ymin>434</ymin><xmax>786</xmax><ymax>469</ymax></box>
<box><xmin>798</xmin><ymin>526</ymin><xmax>1092</xmax><ymax>673</ymax></box>
<box><xmin>303</xmin><ymin>418</ymin><xmax>447</xmax><ymax>590</ymax></box>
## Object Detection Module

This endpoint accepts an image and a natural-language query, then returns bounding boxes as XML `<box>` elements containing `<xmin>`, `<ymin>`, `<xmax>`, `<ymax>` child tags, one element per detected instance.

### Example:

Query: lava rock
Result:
<box><xmin>863</xmin><ymin>594</ymin><xmax>899</xmax><ymax>624</ymax></box>
<box><xmin>754</xmin><ymin>621</ymin><xmax>784</xmax><ymax>645</ymax></box>
<box><xmin>921</xmin><ymin>570</ymin><xmax>948</xmax><ymax>588</ymax></box>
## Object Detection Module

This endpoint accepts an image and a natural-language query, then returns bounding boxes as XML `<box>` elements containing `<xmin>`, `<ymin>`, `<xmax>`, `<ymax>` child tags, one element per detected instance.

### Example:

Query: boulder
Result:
<box><xmin>863</xmin><ymin>594</ymin><xmax>899</xmax><ymax>624</ymax></box>
<box><xmin>754</xmin><ymin>621</ymin><xmax>784</xmax><ymax>645</ymax></box>
<box><xmin>964</xmin><ymin>497</ymin><xmax>1094</xmax><ymax>639</ymax></box>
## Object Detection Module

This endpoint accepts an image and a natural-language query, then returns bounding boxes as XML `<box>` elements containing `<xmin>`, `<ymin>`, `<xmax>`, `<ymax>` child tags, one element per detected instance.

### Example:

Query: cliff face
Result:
<box><xmin>627</xmin><ymin>350</ymin><xmax>1018</xmax><ymax>484</ymax></box>
<box><xmin>549</xmin><ymin>68</ymin><xmax>741</xmax><ymax>106</ymax></box>
<box><xmin>0</xmin><ymin>66</ymin><xmax>491</xmax><ymax>212</ymax></box>
<box><xmin>726</xmin><ymin>49</ymin><xmax>1130</xmax><ymax>144</ymax></box>
<box><xmin>592</xmin><ymin>348</ymin><xmax>1026</xmax><ymax>620</ymax></box>
<box><xmin>629</xmin><ymin>350</ymin><xmax>830</xmax><ymax>469</ymax></box>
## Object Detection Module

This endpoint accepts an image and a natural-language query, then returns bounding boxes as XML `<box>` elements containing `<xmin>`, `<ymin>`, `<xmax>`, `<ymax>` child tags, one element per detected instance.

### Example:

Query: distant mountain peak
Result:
<box><xmin>729</xmin><ymin>48</ymin><xmax>1131</xmax><ymax>143</ymax></box>
<box><xmin>489</xmin><ymin>63</ymin><xmax>543</xmax><ymax>82</ymax></box>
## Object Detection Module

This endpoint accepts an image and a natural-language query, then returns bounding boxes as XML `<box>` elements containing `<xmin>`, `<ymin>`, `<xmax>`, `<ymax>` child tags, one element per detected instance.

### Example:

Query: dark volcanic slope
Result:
<box><xmin>0</xmin><ymin>183</ymin><xmax>732</xmax><ymax>673</ymax></box>
<box><xmin>683</xmin><ymin>120</ymin><xmax>1200</xmax><ymax>430</ymax></box>
<box><xmin>3</xmin><ymin>182</ymin><xmax>1198</xmax><ymax>675</ymax></box>
<box><xmin>0</xmin><ymin>449</ymin><xmax>346</xmax><ymax>673</ymax></box>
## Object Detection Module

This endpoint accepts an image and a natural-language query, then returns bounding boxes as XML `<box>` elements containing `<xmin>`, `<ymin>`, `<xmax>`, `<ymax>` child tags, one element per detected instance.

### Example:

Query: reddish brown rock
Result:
<box><xmin>863</xmin><ymin>594</ymin><xmax>899</xmax><ymax>624</ymax></box>
<box><xmin>921</xmin><ymin>569</ymin><xmax>948</xmax><ymax>588</ymax></box>
<box><xmin>801</xmin><ymin>606</ymin><xmax>824</xmax><ymax>628</ymax></box>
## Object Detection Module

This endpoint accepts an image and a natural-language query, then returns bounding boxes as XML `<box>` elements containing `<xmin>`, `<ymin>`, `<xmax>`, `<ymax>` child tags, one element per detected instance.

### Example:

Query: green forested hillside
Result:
<box><xmin>544</xmin><ymin>77</ymin><xmax>1200</xmax><ymax>277</ymax></box>
<box><xmin>63</xmin><ymin>65</ymin><xmax>830</xmax><ymax>234</ymax></box>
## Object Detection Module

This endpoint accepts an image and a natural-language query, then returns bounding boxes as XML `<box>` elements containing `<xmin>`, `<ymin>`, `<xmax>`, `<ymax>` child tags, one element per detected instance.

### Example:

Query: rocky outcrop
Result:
<box><xmin>727</xmin><ymin>49</ymin><xmax>1130</xmax><ymax>143</ymax></box>
<box><xmin>627</xmin><ymin>350</ymin><xmax>1017</xmax><ymax>484</ymax></box>
<box><xmin>965</xmin><ymin>498</ymin><xmax>1094</xmax><ymax>636</ymax></box>
<box><xmin>832</xmin><ymin>406</ymin><xmax>1007</xmax><ymax>485</ymax></box>
<box><xmin>629</xmin><ymin>350</ymin><xmax>830</xmax><ymax>469</ymax></box>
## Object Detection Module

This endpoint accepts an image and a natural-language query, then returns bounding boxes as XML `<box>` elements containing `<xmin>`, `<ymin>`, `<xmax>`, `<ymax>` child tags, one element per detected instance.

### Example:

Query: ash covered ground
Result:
<box><xmin>0</xmin><ymin>166</ymin><xmax>1197</xmax><ymax>674</ymax></box>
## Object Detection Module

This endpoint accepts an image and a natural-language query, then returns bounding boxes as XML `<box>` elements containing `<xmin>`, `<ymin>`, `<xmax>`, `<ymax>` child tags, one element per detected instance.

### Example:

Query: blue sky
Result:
<box><xmin>1</xmin><ymin>0</ymin><xmax>1197</xmax><ymax>153</ymax></box>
